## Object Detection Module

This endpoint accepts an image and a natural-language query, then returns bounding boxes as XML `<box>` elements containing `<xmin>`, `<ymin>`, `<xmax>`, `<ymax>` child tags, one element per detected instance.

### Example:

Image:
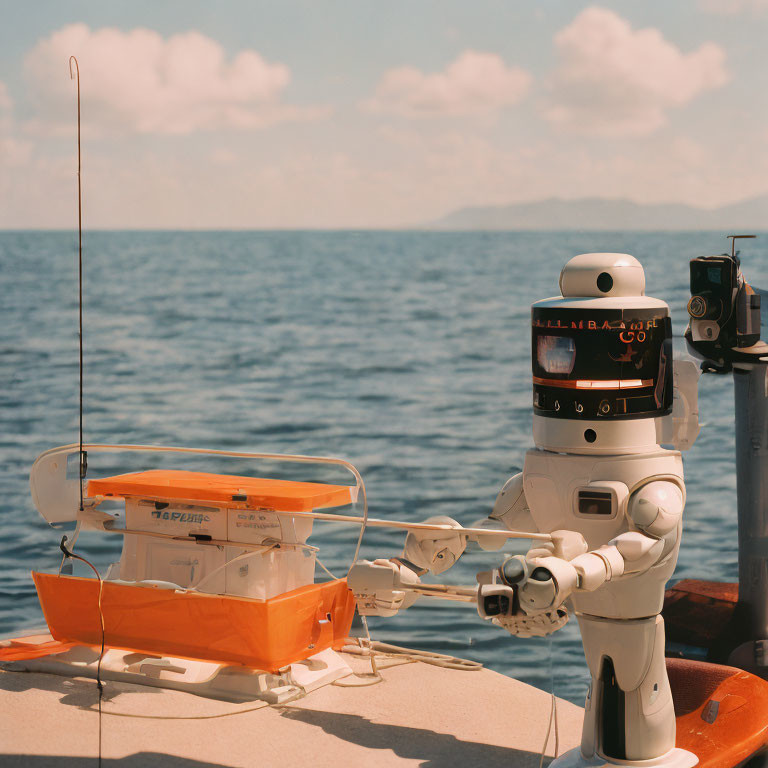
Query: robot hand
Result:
<box><xmin>517</xmin><ymin>556</ymin><xmax>579</xmax><ymax>615</ymax></box>
<box><xmin>493</xmin><ymin>607</ymin><xmax>569</xmax><ymax>638</ymax></box>
<box><xmin>476</xmin><ymin>555</ymin><xmax>570</xmax><ymax>637</ymax></box>
<box><xmin>347</xmin><ymin>558</ymin><xmax>422</xmax><ymax>617</ymax></box>
<box><xmin>402</xmin><ymin>517</ymin><xmax>467</xmax><ymax>575</ymax></box>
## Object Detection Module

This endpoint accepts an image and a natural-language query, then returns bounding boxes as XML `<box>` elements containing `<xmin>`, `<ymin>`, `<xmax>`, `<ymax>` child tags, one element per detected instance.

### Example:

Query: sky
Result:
<box><xmin>1</xmin><ymin>0</ymin><xmax>768</xmax><ymax>229</ymax></box>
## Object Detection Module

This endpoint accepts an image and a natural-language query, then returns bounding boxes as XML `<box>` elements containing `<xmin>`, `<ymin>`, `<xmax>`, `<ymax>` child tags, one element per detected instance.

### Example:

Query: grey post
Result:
<box><xmin>733</xmin><ymin>363</ymin><xmax>768</xmax><ymax>652</ymax></box>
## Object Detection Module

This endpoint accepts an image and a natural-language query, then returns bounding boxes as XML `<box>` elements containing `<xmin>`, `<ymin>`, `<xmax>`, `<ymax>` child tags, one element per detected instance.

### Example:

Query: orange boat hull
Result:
<box><xmin>669</xmin><ymin>657</ymin><xmax>768</xmax><ymax>767</ymax></box>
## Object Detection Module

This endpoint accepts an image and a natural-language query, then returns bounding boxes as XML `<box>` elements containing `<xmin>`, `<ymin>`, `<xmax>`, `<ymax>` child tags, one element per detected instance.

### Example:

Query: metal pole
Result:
<box><xmin>733</xmin><ymin>364</ymin><xmax>768</xmax><ymax>642</ymax></box>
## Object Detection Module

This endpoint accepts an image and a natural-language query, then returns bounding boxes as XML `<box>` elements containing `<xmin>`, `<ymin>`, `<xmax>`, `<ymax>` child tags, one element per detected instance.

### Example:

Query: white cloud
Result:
<box><xmin>0</xmin><ymin>81</ymin><xmax>11</xmax><ymax>111</ymax></box>
<box><xmin>3</xmin><ymin>120</ymin><xmax>768</xmax><ymax>229</ymax></box>
<box><xmin>209</xmin><ymin>147</ymin><xmax>238</xmax><ymax>166</ymax></box>
<box><xmin>0</xmin><ymin>137</ymin><xmax>33</xmax><ymax>167</ymax></box>
<box><xmin>363</xmin><ymin>50</ymin><xmax>531</xmax><ymax>117</ymax></box>
<box><xmin>699</xmin><ymin>0</ymin><xmax>768</xmax><ymax>14</ymax></box>
<box><xmin>369</xmin><ymin>129</ymin><xmax>765</xmax><ymax>219</ymax></box>
<box><xmin>23</xmin><ymin>23</ymin><xmax>329</xmax><ymax>135</ymax></box>
<box><xmin>544</xmin><ymin>7</ymin><xmax>728</xmax><ymax>136</ymax></box>
<box><xmin>0</xmin><ymin>80</ymin><xmax>32</xmax><ymax>168</ymax></box>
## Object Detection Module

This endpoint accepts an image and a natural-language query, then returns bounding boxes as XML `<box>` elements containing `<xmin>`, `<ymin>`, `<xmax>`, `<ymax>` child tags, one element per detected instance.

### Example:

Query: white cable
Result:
<box><xmin>336</xmin><ymin>633</ymin><xmax>483</xmax><ymax>685</ymax></box>
<box><xmin>58</xmin><ymin>521</ymin><xmax>81</xmax><ymax>575</ymax></box>
<box><xmin>333</xmin><ymin>618</ymin><xmax>383</xmax><ymax>687</ymax></box>
<box><xmin>316</xmin><ymin>558</ymin><xmax>337</xmax><ymax>580</ymax></box>
<box><xmin>361</xmin><ymin>640</ymin><xmax>483</xmax><ymax>671</ymax></box>
<box><xmin>59</xmin><ymin>536</ymin><xmax>105</xmax><ymax>768</ymax></box>
<box><xmin>539</xmin><ymin>633</ymin><xmax>559</xmax><ymax>768</ymax></box>
<box><xmin>538</xmin><ymin>695</ymin><xmax>556</xmax><ymax>768</ymax></box>
<box><xmin>189</xmin><ymin>545</ymin><xmax>274</xmax><ymax>593</ymax></box>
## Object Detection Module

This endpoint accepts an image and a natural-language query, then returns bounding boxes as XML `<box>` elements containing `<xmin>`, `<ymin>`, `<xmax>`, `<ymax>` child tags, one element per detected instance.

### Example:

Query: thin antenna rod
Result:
<box><xmin>70</xmin><ymin>55</ymin><xmax>85</xmax><ymax>512</ymax></box>
<box><xmin>728</xmin><ymin>234</ymin><xmax>756</xmax><ymax>259</ymax></box>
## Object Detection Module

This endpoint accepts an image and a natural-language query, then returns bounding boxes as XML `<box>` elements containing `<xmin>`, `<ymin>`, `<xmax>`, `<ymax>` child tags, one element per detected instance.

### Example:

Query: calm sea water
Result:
<box><xmin>1</xmin><ymin>230</ymin><xmax>765</xmax><ymax>705</ymax></box>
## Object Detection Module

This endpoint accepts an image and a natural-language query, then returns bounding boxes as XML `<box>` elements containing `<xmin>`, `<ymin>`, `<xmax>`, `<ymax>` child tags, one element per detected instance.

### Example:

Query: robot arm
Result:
<box><xmin>401</xmin><ymin>471</ymin><xmax>539</xmax><ymax>571</ymax></box>
<box><xmin>659</xmin><ymin>358</ymin><xmax>701</xmax><ymax>452</ymax></box>
<box><xmin>486</xmin><ymin>473</ymin><xmax>537</xmax><ymax>537</ymax></box>
<box><xmin>349</xmin><ymin>473</ymin><xmax>540</xmax><ymax>617</ymax></box>
<box><xmin>518</xmin><ymin>480</ymin><xmax>683</xmax><ymax>615</ymax></box>
<box><xmin>402</xmin><ymin>516</ymin><xmax>468</xmax><ymax>575</ymax></box>
<box><xmin>347</xmin><ymin>514</ymin><xmax>469</xmax><ymax>617</ymax></box>
<box><xmin>348</xmin><ymin>557</ymin><xmax>424</xmax><ymax>617</ymax></box>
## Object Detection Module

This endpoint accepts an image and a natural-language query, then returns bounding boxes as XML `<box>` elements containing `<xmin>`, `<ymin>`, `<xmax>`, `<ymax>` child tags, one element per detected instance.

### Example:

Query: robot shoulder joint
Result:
<box><xmin>490</xmin><ymin>472</ymin><xmax>537</xmax><ymax>533</ymax></box>
<box><xmin>627</xmin><ymin>480</ymin><xmax>683</xmax><ymax>537</ymax></box>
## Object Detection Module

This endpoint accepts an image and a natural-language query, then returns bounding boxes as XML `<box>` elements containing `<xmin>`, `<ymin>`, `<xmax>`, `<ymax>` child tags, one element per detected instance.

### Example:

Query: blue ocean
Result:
<box><xmin>1</xmin><ymin>230</ymin><xmax>763</xmax><ymax>705</ymax></box>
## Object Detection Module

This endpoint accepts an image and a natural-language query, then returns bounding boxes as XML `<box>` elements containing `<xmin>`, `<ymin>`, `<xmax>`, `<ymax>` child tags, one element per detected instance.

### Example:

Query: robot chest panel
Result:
<box><xmin>522</xmin><ymin>449</ymin><xmax>683</xmax><ymax>548</ymax></box>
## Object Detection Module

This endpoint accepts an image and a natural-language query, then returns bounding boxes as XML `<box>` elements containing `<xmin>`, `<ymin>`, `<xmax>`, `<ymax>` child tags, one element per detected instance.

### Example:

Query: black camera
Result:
<box><xmin>481</xmin><ymin>592</ymin><xmax>511</xmax><ymax>617</ymax></box>
<box><xmin>686</xmin><ymin>237</ymin><xmax>762</xmax><ymax>370</ymax></box>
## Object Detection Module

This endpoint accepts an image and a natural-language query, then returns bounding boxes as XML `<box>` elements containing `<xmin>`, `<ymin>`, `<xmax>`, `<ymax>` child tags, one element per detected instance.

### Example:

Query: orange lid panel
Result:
<box><xmin>87</xmin><ymin>469</ymin><xmax>354</xmax><ymax>512</ymax></box>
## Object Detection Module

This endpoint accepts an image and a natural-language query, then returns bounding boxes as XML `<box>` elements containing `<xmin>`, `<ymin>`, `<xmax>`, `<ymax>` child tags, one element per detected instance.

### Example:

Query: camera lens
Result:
<box><xmin>483</xmin><ymin>594</ymin><xmax>510</xmax><ymax>616</ymax></box>
<box><xmin>500</xmin><ymin>558</ymin><xmax>526</xmax><ymax>585</ymax></box>
<box><xmin>530</xmin><ymin>567</ymin><xmax>552</xmax><ymax>582</ymax></box>
<box><xmin>687</xmin><ymin>295</ymin><xmax>708</xmax><ymax>319</ymax></box>
<box><xmin>687</xmin><ymin>294</ymin><xmax>722</xmax><ymax>321</ymax></box>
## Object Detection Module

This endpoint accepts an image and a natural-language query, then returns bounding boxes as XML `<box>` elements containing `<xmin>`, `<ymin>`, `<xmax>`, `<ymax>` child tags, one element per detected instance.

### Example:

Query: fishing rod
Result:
<box><xmin>83</xmin><ymin>495</ymin><xmax>552</xmax><ymax>542</ymax></box>
<box><xmin>399</xmin><ymin>582</ymin><xmax>478</xmax><ymax>602</ymax></box>
<box><xmin>70</xmin><ymin>55</ymin><xmax>86</xmax><ymax>513</ymax></box>
<box><xmin>261</xmin><ymin>508</ymin><xmax>553</xmax><ymax>540</ymax></box>
<box><xmin>68</xmin><ymin>56</ymin><xmax>106</xmax><ymax>768</ymax></box>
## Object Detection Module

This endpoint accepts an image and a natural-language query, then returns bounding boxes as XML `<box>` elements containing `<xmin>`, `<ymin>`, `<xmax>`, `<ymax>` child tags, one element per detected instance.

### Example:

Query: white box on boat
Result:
<box><xmin>118</xmin><ymin>499</ymin><xmax>316</xmax><ymax>600</ymax></box>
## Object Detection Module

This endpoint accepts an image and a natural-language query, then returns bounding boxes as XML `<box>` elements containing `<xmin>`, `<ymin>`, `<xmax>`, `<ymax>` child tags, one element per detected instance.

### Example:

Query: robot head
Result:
<box><xmin>531</xmin><ymin>253</ymin><xmax>673</xmax><ymax>455</ymax></box>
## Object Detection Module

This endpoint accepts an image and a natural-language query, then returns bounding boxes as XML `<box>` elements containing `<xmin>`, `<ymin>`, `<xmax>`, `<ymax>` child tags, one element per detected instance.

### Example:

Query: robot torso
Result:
<box><xmin>523</xmin><ymin>447</ymin><xmax>684</xmax><ymax>619</ymax></box>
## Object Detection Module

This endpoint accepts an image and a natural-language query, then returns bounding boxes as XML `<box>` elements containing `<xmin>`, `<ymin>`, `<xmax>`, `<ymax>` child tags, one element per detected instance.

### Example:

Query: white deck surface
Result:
<box><xmin>0</xmin><ymin>652</ymin><xmax>583</xmax><ymax>767</ymax></box>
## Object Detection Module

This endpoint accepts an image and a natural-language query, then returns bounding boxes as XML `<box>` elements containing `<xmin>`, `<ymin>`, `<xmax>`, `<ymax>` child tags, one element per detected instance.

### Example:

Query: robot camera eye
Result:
<box><xmin>500</xmin><ymin>558</ymin><xmax>527</xmax><ymax>585</ymax></box>
<box><xmin>530</xmin><ymin>567</ymin><xmax>552</xmax><ymax>582</ymax></box>
<box><xmin>596</xmin><ymin>272</ymin><xmax>613</xmax><ymax>293</ymax></box>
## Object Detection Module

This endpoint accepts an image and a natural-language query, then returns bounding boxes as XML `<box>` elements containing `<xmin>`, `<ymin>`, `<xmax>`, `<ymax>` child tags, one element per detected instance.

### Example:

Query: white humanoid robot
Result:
<box><xmin>349</xmin><ymin>253</ymin><xmax>700</xmax><ymax>768</ymax></box>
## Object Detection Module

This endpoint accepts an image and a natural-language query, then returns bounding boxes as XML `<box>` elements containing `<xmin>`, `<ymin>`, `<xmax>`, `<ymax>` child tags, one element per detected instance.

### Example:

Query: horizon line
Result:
<box><xmin>2</xmin><ymin>226</ymin><xmax>767</xmax><ymax>234</ymax></box>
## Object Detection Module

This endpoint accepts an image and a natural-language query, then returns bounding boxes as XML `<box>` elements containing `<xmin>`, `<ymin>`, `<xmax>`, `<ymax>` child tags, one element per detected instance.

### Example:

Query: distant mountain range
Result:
<box><xmin>429</xmin><ymin>195</ymin><xmax>768</xmax><ymax>231</ymax></box>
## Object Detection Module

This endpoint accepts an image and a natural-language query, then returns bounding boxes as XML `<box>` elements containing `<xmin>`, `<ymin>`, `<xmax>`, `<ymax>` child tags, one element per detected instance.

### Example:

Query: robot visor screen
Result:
<box><xmin>537</xmin><ymin>336</ymin><xmax>576</xmax><ymax>374</ymax></box>
<box><xmin>531</xmin><ymin>306</ymin><xmax>672</xmax><ymax>420</ymax></box>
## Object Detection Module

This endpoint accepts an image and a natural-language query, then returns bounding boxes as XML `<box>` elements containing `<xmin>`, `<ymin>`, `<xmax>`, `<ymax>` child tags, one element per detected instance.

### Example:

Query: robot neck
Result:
<box><xmin>532</xmin><ymin>414</ymin><xmax>667</xmax><ymax>456</ymax></box>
